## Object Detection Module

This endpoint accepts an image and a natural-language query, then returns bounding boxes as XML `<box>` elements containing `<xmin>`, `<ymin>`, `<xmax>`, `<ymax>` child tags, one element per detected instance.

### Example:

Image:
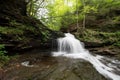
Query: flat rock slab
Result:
<box><xmin>2</xmin><ymin>50</ymin><xmax>107</xmax><ymax>80</ymax></box>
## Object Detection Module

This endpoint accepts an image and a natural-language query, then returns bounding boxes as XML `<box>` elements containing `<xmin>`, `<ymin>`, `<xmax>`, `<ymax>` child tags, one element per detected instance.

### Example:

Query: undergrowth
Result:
<box><xmin>78</xmin><ymin>29</ymin><xmax>120</xmax><ymax>47</ymax></box>
<box><xmin>0</xmin><ymin>44</ymin><xmax>10</xmax><ymax>67</ymax></box>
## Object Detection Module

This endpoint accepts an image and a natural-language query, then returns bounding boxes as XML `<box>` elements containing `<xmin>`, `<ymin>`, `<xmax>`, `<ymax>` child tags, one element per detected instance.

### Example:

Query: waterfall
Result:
<box><xmin>52</xmin><ymin>33</ymin><xmax>120</xmax><ymax>80</ymax></box>
<box><xmin>58</xmin><ymin>33</ymin><xmax>85</xmax><ymax>53</ymax></box>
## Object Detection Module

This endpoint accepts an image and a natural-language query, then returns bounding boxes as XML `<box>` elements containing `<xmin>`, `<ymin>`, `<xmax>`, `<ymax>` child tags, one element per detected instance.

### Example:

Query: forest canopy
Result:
<box><xmin>28</xmin><ymin>0</ymin><xmax>120</xmax><ymax>31</ymax></box>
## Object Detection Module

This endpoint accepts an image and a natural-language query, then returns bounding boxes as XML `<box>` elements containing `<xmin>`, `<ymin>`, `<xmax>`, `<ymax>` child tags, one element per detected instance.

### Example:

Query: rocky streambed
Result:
<box><xmin>0</xmin><ymin>49</ymin><xmax>111</xmax><ymax>80</ymax></box>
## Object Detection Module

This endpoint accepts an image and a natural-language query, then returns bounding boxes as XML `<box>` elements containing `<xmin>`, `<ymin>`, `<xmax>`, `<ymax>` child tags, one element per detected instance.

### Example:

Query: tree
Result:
<box><xmin>27</xmin><ymin>0</ymin><xmax>45</xmax><ymax>17</ymax></box>
<box><xmin>43</xmin><ymin>0</ymin><xmax>81</xmax><ymax>30</ymax></box>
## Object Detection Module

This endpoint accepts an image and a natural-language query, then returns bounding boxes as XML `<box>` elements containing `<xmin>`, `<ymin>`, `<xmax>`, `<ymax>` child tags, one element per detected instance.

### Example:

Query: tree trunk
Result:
<box><xmin>83</xmin><ymin>14</ymin><xmax>86</xmax><ymax>30</ymax></box>
<box><xmin>83</xmin><ymin>0</ymin><xmax>86</xmax><ymax>30</ymax></box>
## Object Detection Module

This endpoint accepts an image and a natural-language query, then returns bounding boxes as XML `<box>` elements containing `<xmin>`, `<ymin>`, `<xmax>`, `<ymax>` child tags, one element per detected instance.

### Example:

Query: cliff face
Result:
<box><xmin>0</xmin><ymin>0</ymin><xmax>26</xmax><ymax>25</ymax></box>
<box><xmin>0</xmin><ymin>0</ymin><xmax>63</xmax><ymax>52</ymax></box>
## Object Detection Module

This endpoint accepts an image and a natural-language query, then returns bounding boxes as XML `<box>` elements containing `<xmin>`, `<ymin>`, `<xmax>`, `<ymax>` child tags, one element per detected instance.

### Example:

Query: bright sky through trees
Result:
<box><xmin>28</xmin><ymin>0</ymin><xmax>120</xmax><ymax>31</ymax></box>
<box><xmin>37</xmin><ymin>0</ymin><xmax>81</xmax><ymax>30</ymax></box>
<box><xmin>36</xmin><ymin>0</ymin><xmax>78</xmax><ymax>19</ymax></box>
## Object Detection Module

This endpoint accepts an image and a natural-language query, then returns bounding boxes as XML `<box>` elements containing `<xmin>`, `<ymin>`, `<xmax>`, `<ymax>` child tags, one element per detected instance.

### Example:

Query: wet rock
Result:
<box><xmin>4</xmin><ymin>52</ymin><xmax>107</xmax><ymax>80</ymax></box>
<box><xmin>0</xmin><ymin>68</ymin><xmax>5</xmax><ymax>80</ymax></box>
<box><xmin>83</xmin><ymin>41</ymin><xmax>103</xmax><ymax>48</ymax></box>
<box><xmin>89</xmin><ymin>48</ymin><xmax>117</xmax><ymax>55</ymax></box>
<box><xmin>82</xmin><ymin>41</ymin><xmax>115</xmax><ymax>48</ymax></box>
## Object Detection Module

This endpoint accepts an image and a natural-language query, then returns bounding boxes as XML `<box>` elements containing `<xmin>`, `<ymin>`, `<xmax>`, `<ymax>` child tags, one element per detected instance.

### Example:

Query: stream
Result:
<box><xmin>3</xmin><ymin>50</ymin><xmax>106</xmax><ymax>80</ymax></box>
<box><xmin>2</xmin><ymin>33</ymin><xmax>120</xmax><ymax>80</ymax></box>
<box><xmin>52</xmin><ymin>33</ymin><xmax>120</xmax><ymax>80</ymax></box>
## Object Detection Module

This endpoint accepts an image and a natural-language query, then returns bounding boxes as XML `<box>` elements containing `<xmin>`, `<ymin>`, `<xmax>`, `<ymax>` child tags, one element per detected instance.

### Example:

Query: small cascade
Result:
<box><xmin>52</xmin><ymin>33</ymin><xmax>120</xmax><ymax>80</ymax></box>
<box><xmin>57</xmin><ymin>33</ymin><xmax>85</xmax><ymax>53</ymax></box>
<box><xmin>21</xmin><ymin>61</ymin><xmax>34</xmax><ymax>67</ymax></box>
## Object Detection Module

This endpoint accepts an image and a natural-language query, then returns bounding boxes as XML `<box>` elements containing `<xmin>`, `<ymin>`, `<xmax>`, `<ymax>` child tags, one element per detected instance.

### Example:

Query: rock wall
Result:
<box><xmin>0</xmin><ymin>0</ymin><xmax>63</xmax><ymax>52</ymax></box>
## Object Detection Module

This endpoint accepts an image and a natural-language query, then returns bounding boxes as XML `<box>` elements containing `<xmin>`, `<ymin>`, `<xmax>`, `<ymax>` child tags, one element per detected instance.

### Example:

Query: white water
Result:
<box><xmin>21</xmin><ymin>61</ymin><xmax>34</xmax><ymax>67</ymax></box>
<box><xmin>52</xmin><ymin>33</ymin><xmax>120</xmax><ymax>80</ymax></box>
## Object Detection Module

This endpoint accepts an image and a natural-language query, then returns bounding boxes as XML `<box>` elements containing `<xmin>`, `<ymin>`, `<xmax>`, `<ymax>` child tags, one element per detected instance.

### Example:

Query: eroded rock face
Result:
<box><xmin>89</xmin><ymin>46</ymin><xmax>120</xmax><ymax>56</ymax></box>
<box><xmin>0</xmin><ymin>0</ymin><xmax>64</xmax><ymax>52</ymax></box>
<box><xmin>3</xmin><ymin>51</ymin><xmax>106</xmax><ymax>80</ymax></box>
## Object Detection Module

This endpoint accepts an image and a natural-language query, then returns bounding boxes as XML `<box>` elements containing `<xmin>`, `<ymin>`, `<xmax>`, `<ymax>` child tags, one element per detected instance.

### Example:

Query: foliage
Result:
<box><xmin>0</xmin><ymin>44</ymin><xmax>10</xmax><ymax>67</ymax></box>
<box><xmin>27</xmin><ymin>0</ymin><xmax>81</xmax><ymax>30</ymax></box>
<box><xmin>0</xmin><ymin>26</ymin><xmax>24</xmax><ymax>35</ymax></box>
<box><xmin>44</xmin><ymin>0</ymin><xmax>81</xmax><ymax>30</ymax></box>
<box><xmin>27</xmin><ymin>0</ymin><xmax>120</xmax><ymax>31</ymax></box>
<box><xmin>113</xmin><ymin>32</ymin><xmax>120</xmax><ymax>47</ymax></box>
<box><xmin>113</xmin><ymin>41</ymin><xmax>120</xmax><ymax>47</ymax></box>
<box><xmin>26</xmin><ymin>0</ymin><xmax>120</xmax><ymax>48</ymax></box>
<box><xmin>41</xmin><ymin>30</ymin><xmax>50</xmax><ymax>42</ymax></box>
<box><xmin>27</xmin><ymin>0</ymin><xmax>46</xmax><ymax>18</ymax></box>
<box><xmin>79</xmin><ymin>29</ymin><xmax>120</xmax><ymax>47</ymax></box>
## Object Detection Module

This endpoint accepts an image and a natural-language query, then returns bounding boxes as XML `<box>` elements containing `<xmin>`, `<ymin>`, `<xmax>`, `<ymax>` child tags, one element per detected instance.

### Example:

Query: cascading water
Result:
<box><xmin>52</xmin><ymin>33</ymin><xmax>120</xmax><ymax>80</ymax></box>
<box><xmin>58</xmin><ymin>33</ymin><xmax>85</xmax><ymax>53</ymax></box>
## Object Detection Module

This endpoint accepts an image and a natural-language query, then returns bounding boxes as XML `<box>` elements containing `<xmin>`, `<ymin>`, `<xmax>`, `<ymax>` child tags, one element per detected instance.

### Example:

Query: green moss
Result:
<box><xmin>0</xmin><ymin>26</ymin><xmax>24</xmax><ymax>35</ymax></box>
<box><xmin>79</xmin><ymin>29</ymin><xmax>101</xmax><ymax>42</ymax></box>
<box><xmin>0</xmin><ymin>18</ymin><xmax>56</xmax><ymax>50</ymax></box>
<box><xmin>78</xmin><ymin>29</ymin><xmax>120</xmax><ymax>47</ymax></box>
<box><xmin>0</xmin><ymin>44</ymin><xmax>10</xmax><ymax>67</ymax></box>
<box><xmin>41</xmin><ymin>30</ymin><xmax>51</xmax><ymax>42</ymax></box>
<box><xmin>0</xmin><ymin>20</ymin><xmax>40</xmax><ymax>43</ymax></box>
<box><xmin>113</xmin><ymin>16</ymin><xmax>120</xmax><ymax>22</ymax></box>
<box><xmin>113</xmin><ymin>41</ymin><xmax>120</xmax><ymax>47</ymax></box>
<box><xmin>10</xmin><ymin>20</ymin><xmax>37</xmax><ymax>33</ymax></box>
